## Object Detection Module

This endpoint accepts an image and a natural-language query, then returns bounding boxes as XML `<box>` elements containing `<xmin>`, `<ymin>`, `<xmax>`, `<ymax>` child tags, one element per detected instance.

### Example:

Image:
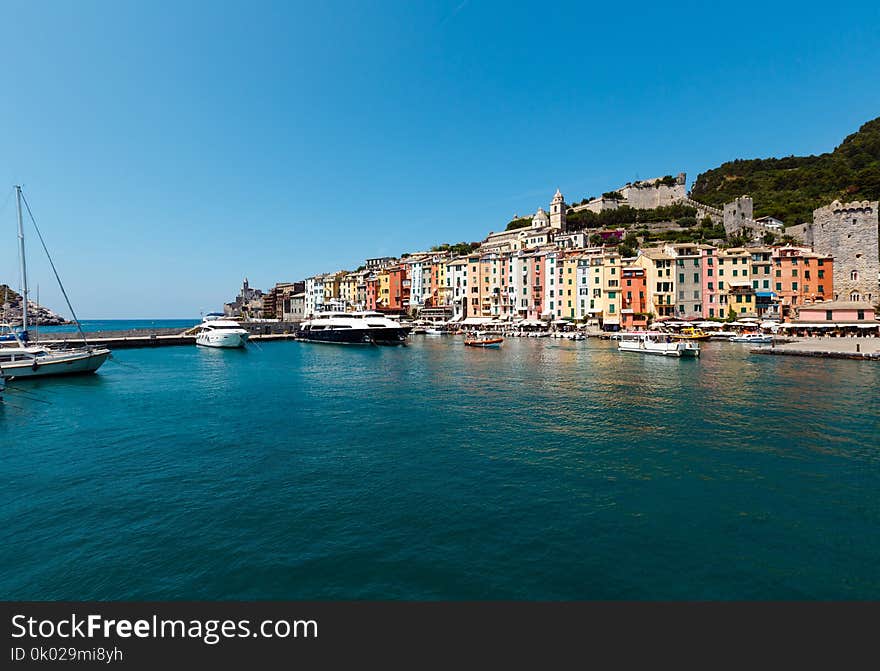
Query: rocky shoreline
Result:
<box><xmin>1</xmin><ymin>284</ymin><xmax>71</xmax><ymax>326</ymax></box>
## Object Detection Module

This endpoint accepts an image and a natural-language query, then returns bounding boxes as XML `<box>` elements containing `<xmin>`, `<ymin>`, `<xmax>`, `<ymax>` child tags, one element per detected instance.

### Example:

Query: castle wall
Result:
<box><xmin>620</xmin><ymin>173</ymin><xmax>687</xmax><ymax>210</ymax></box>
<box><xmin>811</xmin><ymin>200</ymin><xmax>879</xmax><ymax>303</ymax></box>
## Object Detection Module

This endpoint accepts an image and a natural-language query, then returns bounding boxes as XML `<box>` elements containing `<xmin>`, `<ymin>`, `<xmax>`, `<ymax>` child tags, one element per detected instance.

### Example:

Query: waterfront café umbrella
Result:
<box><xmin>695</xmin><ymin>321</ymin><xmax>722</xmax><ymax>329</ymax></box>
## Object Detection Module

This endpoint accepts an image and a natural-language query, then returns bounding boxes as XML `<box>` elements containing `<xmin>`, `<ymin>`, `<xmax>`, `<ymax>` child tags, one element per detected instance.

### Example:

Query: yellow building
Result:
<box><xmin>560</xmin><ymin>253</ymin><xmax>580</xmax><ymax>320</ymax></box>
<box><xmin>377</xmin><ymin>269</ymin><xmax>391</xmax><ymax>309</ymax></box>
<box><xmin>339</xmin><ymin>273</ymin><xmax>359</xmax><ymax>310</ymax></box>
<box><xmin>635</xmin><ymin>249</ymin><xmax>675</xmax><ymax>318</ymax></box>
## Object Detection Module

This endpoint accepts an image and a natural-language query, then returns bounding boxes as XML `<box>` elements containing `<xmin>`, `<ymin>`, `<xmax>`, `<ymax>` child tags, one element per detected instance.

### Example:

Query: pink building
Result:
<box><xmin>701</xmin><ymin>247</ymin><xmax>720</xmax><ymax>319</ymax></box>
<box><xmin>795</xmin><ymin>300</ymin><xmax>876</xmax><ymax>324</ymax></box>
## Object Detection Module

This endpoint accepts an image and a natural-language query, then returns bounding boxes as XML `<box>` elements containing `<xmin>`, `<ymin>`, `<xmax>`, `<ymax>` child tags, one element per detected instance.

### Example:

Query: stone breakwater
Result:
<box><xmin>754</xmin><ymin>337</ymin><xmax>880</xmax><ymax>360</ymax></box>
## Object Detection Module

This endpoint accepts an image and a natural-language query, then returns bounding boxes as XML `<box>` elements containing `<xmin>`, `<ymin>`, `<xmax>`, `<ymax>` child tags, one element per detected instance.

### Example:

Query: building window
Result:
<box><xmin>857</xmin><ymin>310</ymin><xmax>865</xmax><ymax>320</ymax></box>
<box><xmin>851</xmin><ymin>270</ymin><xmax>860</xmax><ymax>281</ymax></box>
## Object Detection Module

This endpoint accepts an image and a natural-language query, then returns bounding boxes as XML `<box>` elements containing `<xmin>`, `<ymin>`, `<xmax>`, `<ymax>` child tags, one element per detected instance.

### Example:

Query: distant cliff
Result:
<box><xmin>691</xmin><ymin>117</ymin><xmax>880</xmax><ymax>225</ymax></box>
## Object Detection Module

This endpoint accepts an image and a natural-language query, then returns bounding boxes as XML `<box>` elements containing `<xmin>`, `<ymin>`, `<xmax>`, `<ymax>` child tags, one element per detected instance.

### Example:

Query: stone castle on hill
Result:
<box><xmin>571</xmin><ymin>173</ymin><xmax>687</xmax><ymax>213</ymax></box>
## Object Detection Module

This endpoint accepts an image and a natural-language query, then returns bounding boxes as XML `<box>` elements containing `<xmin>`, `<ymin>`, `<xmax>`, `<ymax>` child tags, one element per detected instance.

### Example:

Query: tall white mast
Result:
<box><xmin>16</xmin><ymin>185</ymin><xmax>28</xmax><ymax>333</ymax></box>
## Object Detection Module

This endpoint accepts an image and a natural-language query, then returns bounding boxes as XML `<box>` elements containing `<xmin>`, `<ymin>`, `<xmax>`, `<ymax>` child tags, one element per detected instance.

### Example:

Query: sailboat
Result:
<box><xmin>0</xmin><ymin>186</ymin><xmax>110</xmax><ymax>379</ymax></box>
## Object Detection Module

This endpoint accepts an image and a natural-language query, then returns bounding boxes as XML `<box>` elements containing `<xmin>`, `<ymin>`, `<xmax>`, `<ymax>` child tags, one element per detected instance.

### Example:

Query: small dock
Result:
<box><xmin>752</xmin><ymin>337</ymin><xmax>880</xmax><ymax>361</ymax></box>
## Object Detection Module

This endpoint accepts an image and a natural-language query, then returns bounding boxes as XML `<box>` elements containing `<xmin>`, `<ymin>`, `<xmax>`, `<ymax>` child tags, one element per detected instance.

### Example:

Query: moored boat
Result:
<box><xmin>671</xmin><ymin>327</ymin><xmax>711</xmax><ymax>341</ymax></box>
<box><xmin>1</xmin><ymin>186</ymin><xmax>111</xmax><ymax>380</ymax></box>
<box><xmin>464</xmin><ymin>337</ymin><xmax>503</xmax><ymax>348</ymax></box>
<box><xmin>296</xmin><ymin>311</ymin><xmax>411</xmax><ymax>345</ymax></box>
<box><xmin>617</xmin><ymin>331</ymin><xmax>700</xmax><ymax>357</ymax></box>
<box><xmin>0</xmin><ymin>324</ymin><xmax>111</xmax><ymax>378</ymax></box>
<box><xmin>729</xmin><ymin>332</ymin><xmax>773</xmax><ymax>344</ymax></box>
<box><xmin>190</xmin><ymin>319</ymin><xmax>250</xmax><ymax>348</ymax></box>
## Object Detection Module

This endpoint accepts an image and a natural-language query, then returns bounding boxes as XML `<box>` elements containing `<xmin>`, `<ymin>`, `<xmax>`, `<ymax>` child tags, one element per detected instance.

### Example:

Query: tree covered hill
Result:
<box><xmin>691</xmin><ymin>116</ymin><xmax>880</xmax><ymax>225</ymax></box>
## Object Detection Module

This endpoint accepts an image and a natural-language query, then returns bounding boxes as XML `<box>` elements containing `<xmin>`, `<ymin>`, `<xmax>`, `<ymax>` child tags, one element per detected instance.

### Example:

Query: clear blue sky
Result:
<box><xmin>2</xmin><ymin>0</ymin><xmax>878</xmax><ymax>318</ymax></box>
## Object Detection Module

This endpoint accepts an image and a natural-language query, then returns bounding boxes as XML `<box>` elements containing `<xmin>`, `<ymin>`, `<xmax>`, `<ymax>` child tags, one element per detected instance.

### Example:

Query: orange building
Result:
<box><xmin>620</xmin><ymin>266</ymin><xmax>648</xmax><ymax>329</ymax></box>
<box><xmin>772</xmin><ymin>247</ymin><xmax>833</xmax><ymax>320</ymax></box>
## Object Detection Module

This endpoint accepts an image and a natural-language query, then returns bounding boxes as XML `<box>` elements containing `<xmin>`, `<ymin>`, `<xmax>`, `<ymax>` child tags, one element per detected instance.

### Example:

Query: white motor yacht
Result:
<box><xmin>296</xmin><ymin>311</ymin><xmax>411</xmax><ymax>345</ymax></box>
<box><xmin>192</xmin><ymin>319</ymin><xmax>250</xmax><ymax>348</ymax></box>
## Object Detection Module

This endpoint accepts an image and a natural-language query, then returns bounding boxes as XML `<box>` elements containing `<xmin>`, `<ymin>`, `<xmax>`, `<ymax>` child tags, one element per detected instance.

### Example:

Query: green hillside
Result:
<box><xmin>691</xmin><ymin>116</ymin><xmax>880</xmax><ymax>225</ymax></box>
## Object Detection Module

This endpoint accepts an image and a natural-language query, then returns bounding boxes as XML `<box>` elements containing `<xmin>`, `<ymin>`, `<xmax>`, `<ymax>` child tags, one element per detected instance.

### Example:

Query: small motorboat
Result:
<box><xmin>729</xmin><ymin>332</ymin><xmax>773</xmax><ymax>344</ymax></box>
<box><xmin>424</xmin><ymin>328</ymin><xmax>443</xmax><ymax>336</ymax></box>
<box><xmin>464</xmin><ymin>337</ymin><xmax>503</xmax><ymax>348</ymax></box>
<box><xmin>671</xmin><ymin>327</ymin><xmax>711</xmax><ymax>341</ymax></box>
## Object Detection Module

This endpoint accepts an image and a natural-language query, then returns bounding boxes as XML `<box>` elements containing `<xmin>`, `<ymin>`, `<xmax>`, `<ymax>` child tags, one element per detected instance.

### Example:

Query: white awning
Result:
<box><xmin>461</xmin><ymin>317</ymin><xmax>493</xmax><ymax>325</ymax></box>
<box><xmin>603</xmin><ymin>317</ymin><xmax>620</xmax><ymax>325</ymax></box>
<box><xmin>780</xmin><ymin>323</ymin><xmax>837</xmax><ymax>328</ymax></box>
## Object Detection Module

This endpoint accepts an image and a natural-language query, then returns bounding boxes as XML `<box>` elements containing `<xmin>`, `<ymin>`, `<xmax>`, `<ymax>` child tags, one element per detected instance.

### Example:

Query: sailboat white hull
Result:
<box><xmin>1</xmin><ymin>348</ymin><xmax>111</xmax><ymax>379</ymax></box>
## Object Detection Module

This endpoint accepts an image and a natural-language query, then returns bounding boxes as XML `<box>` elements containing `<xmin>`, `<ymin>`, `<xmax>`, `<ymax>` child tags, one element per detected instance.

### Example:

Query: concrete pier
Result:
<box><xmin>33</xmin><ymin>323</ymin><xmax>301</xmax><ymax>349</ymax></box>
<box><xmin>753</xmin><ymin>336</ymin><xmax>880</xmax><ymax>361</ymax></box>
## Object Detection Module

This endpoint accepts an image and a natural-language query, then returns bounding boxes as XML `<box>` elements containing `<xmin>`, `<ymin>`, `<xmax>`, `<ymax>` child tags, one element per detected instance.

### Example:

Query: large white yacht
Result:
<box><xmin>191</xmin><ymin>318</ymin><xmax>251</xmax><ymax>348</ymax></box>
<box><xmin>617</xmin><ymin>331</ymin><xmax>700</xmax><ymax>357</ymax></box>
<box><xmin>296</xmin><ymin>311</ymin><xmax>411</xmax><ymax>345</ymax></box>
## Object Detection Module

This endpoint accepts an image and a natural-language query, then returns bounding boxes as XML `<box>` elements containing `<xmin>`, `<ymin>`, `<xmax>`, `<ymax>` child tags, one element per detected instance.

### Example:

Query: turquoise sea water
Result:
<box><xmin>1</xmin><ymin>337</ymin><xmax>878</xmax><ymax>600</ymax></box>
<box><xmin>33</xmin><ymin>319</ymin><xmax>199</xmax><ymax>334</ymax></box>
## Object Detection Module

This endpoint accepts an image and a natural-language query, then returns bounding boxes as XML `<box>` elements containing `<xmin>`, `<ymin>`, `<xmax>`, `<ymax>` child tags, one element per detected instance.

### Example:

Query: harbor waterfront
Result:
<box><xmin>1</xmin><ymin>337</ymin><xmax>878</xmax><ymax>600</ymax></box>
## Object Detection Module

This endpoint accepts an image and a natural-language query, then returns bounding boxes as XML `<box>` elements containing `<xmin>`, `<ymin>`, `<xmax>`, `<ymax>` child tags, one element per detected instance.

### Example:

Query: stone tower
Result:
<box><xmin>723</xmin><ymin>196</ymin><xmax>754</xmax><ymax>236</ymax></box>
<box><xmin>550</xmin><ymin>189</ymin><xmax>567</xmax><ymax>230</ymax></box>
<box><xmin>811</xmin><ymin>199</ymin><xmax>879</xmax><ymax>304</ymax></box>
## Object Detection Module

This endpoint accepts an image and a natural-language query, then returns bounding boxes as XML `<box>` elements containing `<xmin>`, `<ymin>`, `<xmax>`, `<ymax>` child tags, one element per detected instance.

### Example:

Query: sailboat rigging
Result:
<box><xmin>0</xmin><ymin>185</ymin><xmax>110</xmax><ymax>379</ymax></box>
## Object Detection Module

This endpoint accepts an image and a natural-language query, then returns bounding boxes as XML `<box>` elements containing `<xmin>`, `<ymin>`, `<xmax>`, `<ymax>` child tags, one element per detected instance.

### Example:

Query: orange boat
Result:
<box><xmin>464</xmin><ymin>337</ymin><xmax>503</xmax><ymax>348</ymax></box>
